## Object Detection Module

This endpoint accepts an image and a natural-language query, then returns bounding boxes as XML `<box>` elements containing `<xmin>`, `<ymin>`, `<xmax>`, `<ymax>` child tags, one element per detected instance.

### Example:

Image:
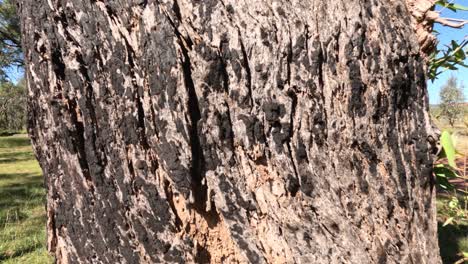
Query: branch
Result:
<box><xmin>0</xmin><ymin>28</ymin><xmax>20</xmax><ymax>47</ymax></box>
<box><xmin>436</xmin><ymin>17</ymin><xmax>468</xmax><ymax>28</ymax></box>
<box><xmin>426</xmin><ymin>10</ymin><xmax>468</xmax><ymax>28</ymax></box>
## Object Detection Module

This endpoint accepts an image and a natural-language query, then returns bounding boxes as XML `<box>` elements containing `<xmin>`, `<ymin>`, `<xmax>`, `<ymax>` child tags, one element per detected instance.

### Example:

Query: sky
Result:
<box><xmin>427</xmin><ymin>0</ymin><xmax>468</xmax><ymax>104</ymax></box>
<box><xmin>5</xmin><ymin>65</ymin><xmax>23</xmax><ymax>83</ymax></box>
<box><xmin>4</xmin><ymin>2</ymin><xmax>468</xmax><ymax>104</ymax></box>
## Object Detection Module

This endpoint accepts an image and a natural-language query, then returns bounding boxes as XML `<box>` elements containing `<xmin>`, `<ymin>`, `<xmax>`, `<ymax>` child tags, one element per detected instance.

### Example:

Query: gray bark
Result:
<box><xmin>17</xmin><ymin>0</ymin><xmax>440</xmax><ymax>263</ymax></box>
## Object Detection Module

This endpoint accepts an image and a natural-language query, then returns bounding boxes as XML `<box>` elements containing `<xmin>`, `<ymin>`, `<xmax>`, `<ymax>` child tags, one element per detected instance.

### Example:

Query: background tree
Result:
<box><xmin>0</xmin><ymin>78</ymin><xmax>26</xmax><ymax>132</ymax></box>
<box><xmin>16</xmin><ymin>0</ymin><xmax>443</xmax><ymax>263</ymax></box>
<box><xmin>0</xmin><ymin>0</ymin><xmax>24</xmax><ymax>133</ymax></box>
<box><xmin>0</xmin><ymin>0</ymin><xmax>22</xmax><ymax>81</ymax></box>
<box><xmin>439</xmin><ymin>75</ymin><xmax>465</xmax><ymax>127</ymax></box>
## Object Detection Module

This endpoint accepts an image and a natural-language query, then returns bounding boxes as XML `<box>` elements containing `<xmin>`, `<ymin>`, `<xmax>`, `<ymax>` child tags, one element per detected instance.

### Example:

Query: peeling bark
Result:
<box><xmin>17</xmin><ymin>0</ymin><xmax>441</xmax><ymax>263</ymax></box>
<box><xmin>405</xmin><ymin>0</ymin><xmax>438</xmax><ymax>56</ymax></box>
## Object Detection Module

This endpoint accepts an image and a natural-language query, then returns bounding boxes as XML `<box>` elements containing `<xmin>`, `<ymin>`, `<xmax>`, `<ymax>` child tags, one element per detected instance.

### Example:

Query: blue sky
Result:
<box><xmin>5</xmin><ymin>65</ymin><xmax>23</xmax><ymax>83</ymax></box>
<box><xmin>427</xmin><ymin>0</ymin><xmax>468</xmax><ymax>104</ymax></box>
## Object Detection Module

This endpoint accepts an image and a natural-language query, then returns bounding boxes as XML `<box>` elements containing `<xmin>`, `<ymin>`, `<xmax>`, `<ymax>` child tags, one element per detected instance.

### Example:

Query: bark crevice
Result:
<box><xmin>238</xmin><ymin>28</ymin><xmax>254</xmax><ymax>109</ymax></box>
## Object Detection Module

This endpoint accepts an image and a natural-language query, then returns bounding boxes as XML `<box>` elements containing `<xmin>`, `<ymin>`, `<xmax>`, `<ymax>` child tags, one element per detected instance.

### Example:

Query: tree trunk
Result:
<box><xmin>17</xmin><ymin>0</ymin><xmax>441</xmax><ymax>263</ymax></box>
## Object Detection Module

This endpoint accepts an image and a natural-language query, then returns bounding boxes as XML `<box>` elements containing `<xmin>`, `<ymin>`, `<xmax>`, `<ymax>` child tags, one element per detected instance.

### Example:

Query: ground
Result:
<box><xmin>0</xmin><ymin>135</ymin><xmax>52</xmax><ymax>263</ymax></box>
<box><xmin>0</xmin><ymin>131</ymin><xmax>466</xmax><ymax>263</ymax></box>
<box><xmin>437</xmin><ymin>198</ymin><xmax>468</xmax><ymax>263</ymax></box>
<box><xmin>431</xmin><ymin>103</ymin><xmax>468</xmax><ymax>155</ymax></box>
<box><xmin>432</xmin><ymin>105</ymin><xmax>468</xmax><ymax>263</ymax></box>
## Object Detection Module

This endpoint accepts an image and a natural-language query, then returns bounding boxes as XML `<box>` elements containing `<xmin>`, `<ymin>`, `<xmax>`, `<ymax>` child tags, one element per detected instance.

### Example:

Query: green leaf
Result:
<box><xmin>436</xmin><ymin>0</ymin><xmax>468</xmax><ymax>11</ymax></box>
<box><xmin>434</xmin><ymin>165</ymin><xmax>459</xmax><ymax>179</ymax></box>
<box><xmin>454</xmin><ymin>48</ymin><xmax>466</xmax><ymax>60</ymax></box>
<box><xmin>452</xmin><ymin>3</ymin><xmax>468</xmax><ymax>11</ymax></box>
<box><xmin>456</xmin><ymin>61</ymin><xmax>468</xmax><ymax>68</ymax></box>
<box><xmin>443</xmin><ymin>64</ymin><xmax>458</xmax><ymax>70</ymax></box>
<box><xmin>440</xmin><ymin>131</ymin><xmax>458</xmax><ymax>168</ymax></box>
<box><xmin>435</xmin><ymin>175</ymin><xmax>453</xmax><ymax>190</ymax></box>
<box><xmin>433</xmin><ymin>165</ymin><xmax>457</xmax><ymax>190</ymax></box>
<box><xmin>443</xmin><ymin>217</ymin><xmax>454</xmax><ymax>226</ymax></box>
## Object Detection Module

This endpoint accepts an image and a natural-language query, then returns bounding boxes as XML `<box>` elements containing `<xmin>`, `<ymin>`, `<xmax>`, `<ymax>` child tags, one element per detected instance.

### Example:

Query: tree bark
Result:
<box><xmin>17</xmin><ymin>0</ymin><xmax>441</xmax><ymax>263</ymax></box>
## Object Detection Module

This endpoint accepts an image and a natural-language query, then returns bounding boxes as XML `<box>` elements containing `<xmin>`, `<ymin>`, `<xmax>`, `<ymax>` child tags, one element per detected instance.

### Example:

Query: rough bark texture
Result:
<box><xmin>18</xmin><ymin>0</ymin><xmax>441</xmax><ymax>263</ymax></box>
<box><xmin>405</xmin><ymin>0</ymin><xmax>437</xmax><ymax>56</ymax></box>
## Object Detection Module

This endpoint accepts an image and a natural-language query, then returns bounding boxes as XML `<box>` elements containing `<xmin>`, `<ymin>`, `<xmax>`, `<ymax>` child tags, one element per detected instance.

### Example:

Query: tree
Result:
<box><xmin>439</xmin><ymin>76</ymin><xmax>465</xmax><ymax>127</ymax></box>
<box><xmin>0</xmin><ymin>79</ymin><xmax>26</xmax><ymax>131</ymax></box>
<box><xmin>0</xmin><ymin>0</ymin><xmax>24</xmax><ymax>133</ymax></box>
<box><xmin>17</xmin><ymin>0</ymin><xmax>442</xmax><ymax>263</ymax></box>
<box><xmin>0</xmin><ymin>0</ymin><xmax>22</xmax><ymax>81</ymax></box>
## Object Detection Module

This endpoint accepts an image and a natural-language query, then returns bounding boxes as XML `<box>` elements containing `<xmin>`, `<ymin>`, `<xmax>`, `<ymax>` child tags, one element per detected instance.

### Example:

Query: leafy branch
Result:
<box><xmin>427</xmin><ymin>1</ymin><xmax>468</xmax><ymax>81</ymax></box>
<box><xmin>434</xmin><ymin>131</ymin><xmax>467</xmax><ymax>227</ymax></box>
<box><xmin>428</xmin><ymin>38</ymin><xmax>467</xmax><ymax>80</ymax></box>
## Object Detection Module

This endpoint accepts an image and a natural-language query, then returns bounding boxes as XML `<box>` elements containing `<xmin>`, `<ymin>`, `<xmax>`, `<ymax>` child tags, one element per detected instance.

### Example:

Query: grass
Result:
<box><xmin>437</xmin><ymin>198</ymin><xmax>468</xmax><ymax>264</ymax></box>
<box><xmin>0</xmin><ymin>135</ymin><xmax>53</xmax><ymax>263</ymax></box>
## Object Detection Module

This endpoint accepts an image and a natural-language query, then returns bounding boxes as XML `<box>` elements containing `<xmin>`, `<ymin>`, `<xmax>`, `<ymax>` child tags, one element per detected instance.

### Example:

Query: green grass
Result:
<box><xmin>0</xmin><ymin>135</ymin><xmax>53</xmax><ymax>263</ymax></box>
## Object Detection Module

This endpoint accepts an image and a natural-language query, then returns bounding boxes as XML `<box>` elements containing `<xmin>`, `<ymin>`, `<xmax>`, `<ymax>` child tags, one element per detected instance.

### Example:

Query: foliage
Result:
<box><xmin>0</xmin><ymin>1</ymin><xmax>24</xmax><ymax>133</ymax></box>
<box><xmin>436</xmin><ymin>0</ymin><xmax>468</xmax><ymax>11</ymax></box>
<box><xmin>0</xmin><ymin>0</ymin><xmax>22</xmax><ymax>82</ymax></box>
<box><xmin>434</xmin><ymin>131</ymin><xmax>468</xmax><ymax>263</ymax></box>
<box><xmin>437</xmin><ymin>200</ymin><xmax>468</xmax><ymax>264</ymax></box>
<box><xmin>441</xmin><ymin>130</ymin><xmax>458</xmax><ymax>168</ymax></box>
<box><xmin>0</xmin><ymin>79</ymin><xmax>26</xmax><ymax>131</ymax></box>
<box><xmin>438</xmin><ymin>76</ymin><xmax>465</xmax><ymax>127</ymax></box>
<box><xmin>428</xmin><ymin>38</ymin><xmax>468</xmax><ymax>81</ymax></box>
<box><xmin>434</xmin><ymin>131</ymin><xmax>467</xmax><ymax>227</ymax></box>
<box><xmin>428</xmin><ymin>1</ymin><xmax>468</xmax><ymax>81</ymax></box>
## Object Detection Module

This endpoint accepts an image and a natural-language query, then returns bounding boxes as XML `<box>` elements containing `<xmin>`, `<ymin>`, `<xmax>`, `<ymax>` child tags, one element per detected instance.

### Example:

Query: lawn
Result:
<box><xmin>0</xmin><ymin>133</ymin><xmax>467</xmax><ymax>263</ymax></box>
<box><xmin>0</xmin><ymin>135</ymin><xmax>53</xmax><ymax>263</ymax></box>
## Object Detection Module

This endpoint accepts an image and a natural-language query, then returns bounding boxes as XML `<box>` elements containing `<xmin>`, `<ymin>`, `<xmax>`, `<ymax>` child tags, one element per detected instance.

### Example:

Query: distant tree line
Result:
<box><xmin>0</xmin><ymin>0</ymin><xmax>22</xmax><ymax>81</ymax></box>
<box><xmin>0</xmin><ymin>79</ymin><xmax>26</xmax><ymax>132</ymax></box>
<box><xmin>0</xmin><ymin>0</ymin><xmax>25</xmax><ymax>133</ymax></box>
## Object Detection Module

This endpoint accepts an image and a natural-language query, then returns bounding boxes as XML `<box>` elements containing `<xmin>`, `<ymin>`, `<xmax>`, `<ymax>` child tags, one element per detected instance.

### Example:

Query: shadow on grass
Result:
<box><xmin>438</xmin><ymin>222</ymin><xmax>468</xmax><ymax>264</ymax></box>
<box><xmin>0</xmin><ymin>136</ymin><xmax>50</xmax><ymax>263</ymax></box>
<box><xmin>0</xmin><ymin>243</ymin><xmax>43</xmax><ymax>261</ymax></box>
<box><xmin>0</xmin><ymin>151</ymin><xmax>35</xmax><ymax>164</ymax></box>
<box><xmin>0</xmin><ymin>136</ymin><xmax>31</xmax><ymax>149</ymax></box>
<box><xmin>0</xmin><ymin>173</ymin><xmax>45</xmax><ymax>221</ymax></box>
<box><xmin>0</xmin><ymin>169</ymin><xmax>47</xmax><ymax>261</ymax></box>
